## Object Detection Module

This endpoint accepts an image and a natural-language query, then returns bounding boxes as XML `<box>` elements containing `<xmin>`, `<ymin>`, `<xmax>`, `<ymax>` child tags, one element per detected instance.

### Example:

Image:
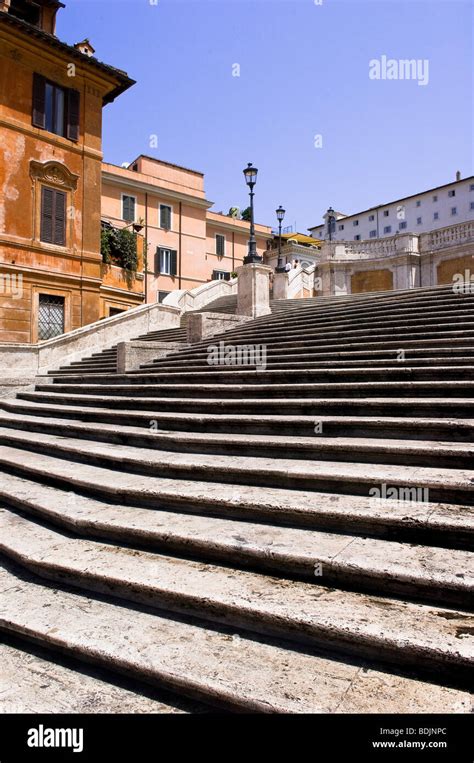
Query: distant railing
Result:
<box><xmin>420</xmin><ymin>221</ymin><xmax>474</xmax><ymax>251</ymax></box>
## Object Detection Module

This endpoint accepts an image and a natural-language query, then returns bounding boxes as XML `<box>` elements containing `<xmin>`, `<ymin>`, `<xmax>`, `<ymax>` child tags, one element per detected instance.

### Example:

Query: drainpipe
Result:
<box><xmin>144</xmin><ymin>192</ymin><xmax>148</xmax><ymax>303</ymax></box>
<box><xmin>178</xmin><ymin>201</ymin><xmax>182</xmax><ymax>289</ymax></box>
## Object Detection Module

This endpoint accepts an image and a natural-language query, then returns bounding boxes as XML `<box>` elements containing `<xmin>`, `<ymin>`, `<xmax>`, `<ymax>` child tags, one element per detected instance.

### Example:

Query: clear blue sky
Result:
<box><xmin>58</xmin><ymin>0</ymin><xmax>473</xmax><ymax>231</ymax></box>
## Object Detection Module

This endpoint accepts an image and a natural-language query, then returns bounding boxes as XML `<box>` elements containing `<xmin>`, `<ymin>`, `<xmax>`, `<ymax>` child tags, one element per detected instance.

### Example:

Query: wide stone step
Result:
<box><xmin>145</xmin><ymin>357</ymin><xmax>474</xmax><ymax>373</ymax></box>
<box><xmin>2</xmin><ymin>566</ymin><xmax>470</xmax><ymax>713</ymax></box>
<box><xmin>37</xmin><ymin>380</ymin><xmax>474</xmax><ymax>399</ymax></box>
<box><xmin>0</xmin><ymin>445</ymin><xmax>470</xmax><ymax>545</ymax></box>
<box><xmin>1</xmin><ymin>408</ymin><xmax>473</xmax><ymax>468</ymax></box>
<box><xmin>16</xmin><ymin>391</ymin><xmax>474</xmax><ymax>423</ymax></box>
<box><xmin>0</xmin><ymin>639</ymin><xmax>194</xmax><ymax>713</ymax></box>
<box><xmin>0</xmin><ymin>426</ymin><xmax>472</xmax><ymax>504</ymax></box>
<box><xmin>1</xmin><ymin>510</ymin><xmax>472</xmax><ymax>683</ymax></box>
<box><xmin>1</xmin><ymin>476</ymin><xmax>471</xmax><ymax>607</ymax></box>
<box><xmin>226</xmin><ymin>308</ymin><xmax>474</xmax><ymax>341</ymax></box>
<box><xmin>3</xmin><ymin>398</ymin><xmax>474</xmax><ymax>442</ymax></box>
<box><xmin>171</xmin><ymin>332</ymin><xmax>474</xmax><ymax>358</ymax></box>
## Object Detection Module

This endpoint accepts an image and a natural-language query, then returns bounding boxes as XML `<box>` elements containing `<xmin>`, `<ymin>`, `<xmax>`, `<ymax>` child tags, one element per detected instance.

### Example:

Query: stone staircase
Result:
<box><xmin>48</xmin><ymin>295</ymin><xmax>238</xmax><ymax>377</ymax></box>
<box><xmin>0</xmin><ymin>283</ymin><xmax>473</xmax><ymax>713</ymax></box>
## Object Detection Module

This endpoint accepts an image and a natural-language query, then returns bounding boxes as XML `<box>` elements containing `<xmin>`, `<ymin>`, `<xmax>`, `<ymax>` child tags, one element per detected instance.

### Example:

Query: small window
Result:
<box><xmin>38</xmin><ymin>294</ymin><xmax>65</xmax><ymax>340</ymax></box>
<box><xmin>470</xmin><ymin>184</ymin><xmax>474</xmax><ymax>191</ymax></box>
<box><xmin>434</xmin><ymin>212</ymin><xmax>439</xmax><ymax>220</ymax></box>
<box><xmin>416</xmin><ymin>200</ymin><xmax>421</xmax><ymax>207</ymax></box>
<box><xmin>353</xmin><ymin>220</ymin><xmax>359</xmax><ymax>227</ymax></box>
<box><xmin>354</xmin><ymin>235</ymin><xmax>361</xmax><ymax>241</ymax></box>
<box><xmin>160</xmin><ymin>204</ymin><xmax>172</xmax><ymax>230</ymax></box>
<box><xmin>399</xmin><ymin>221</ymin><xmax>407</xmax><ymax>230</ymax></box>
<box><xmin>156</xmin><ymin>247</ymin><xmax>177</xmax><ymax>276</ymax></box>
<box><xmin>417</xmin><ymin>217</ymin><xmax>422</xmax><ymax>225</ymax></box>
<box><xmin>451</xmin><ymin>207</ymin><xmax>457</xmax><ymax>215</ymax></box>
<box><xmin>448</xmin><ymin>190</ymin><xmax>456</xmax><ymax>197</ymax></box>
<box><xmin>369</xmin><ymin>230</ymin><xmax>377</xmax><ymax>238</ymax></box>
<box><xmin>32</xmin><ymin>74</ymin><xmax>80</xmax><ymax>141</ymax></box>
<box><xmin>433</xmin><ymin>195</ymin><xmax>438</xmax><ymax>202</ymax></box>
<box><xmin>212</xmin><ymin>270</ymin><xmax>231</xmax><ymax>281</ymax></box>
<box><xmin>122</xmin><ymin>195</ymin><xmax>136</xmax><ymax>223</ymax></box>
<box><xmin>383</xmin><ymin>210</ymin><xmax>389</xmax><ymax>217</ymax></box>
<box><xmin>216</xmin><ymin>234</ymin><xmax>226</xmax><ymax>257</ymax></box>
<box><xmin>40</xmin><ymin>187</ymin><xmax>66</xmax><ymax>246</ymax></box>
<box><xmin>384</xmin><ymin>226</ymin><xmax>392</xmax><ymax>234</ymax></box>
<box><xmin>470</xmin><ymin>201</ymin><xmax>474</xmax><ymax>210</ymax></box>
<box><xmin>338</xmin><ymin>224</ymin><xmax>344</xmax><ymax>231</ymax></box>
<box><xmin>368</xmin><ymin>215</ymin><xmax>375</xmax><ymax>222</ymax></box>
<box><xmin>158</xmin><ymin>290</ymin><xmax>171</xmax><ymax>303</ymax></box>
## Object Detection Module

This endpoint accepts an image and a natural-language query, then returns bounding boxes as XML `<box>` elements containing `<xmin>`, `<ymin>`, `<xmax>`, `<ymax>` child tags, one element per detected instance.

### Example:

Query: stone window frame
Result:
<box><xmin>30</xmin><ymin>160</ymin><xmax>78</xmax><ymax>251</ymax></box>
<box><xmin>31</xmin><ymin>284</ymin><xmax>72</xmax><ymax>344</ymax></box>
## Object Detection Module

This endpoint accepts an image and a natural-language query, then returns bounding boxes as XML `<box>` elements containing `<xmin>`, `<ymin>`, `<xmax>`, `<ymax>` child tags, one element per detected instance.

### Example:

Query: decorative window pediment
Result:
<box><xmin>30</xmin><ymin>160</ymin><xmax>79</xmax><ymax>191</ymax></box>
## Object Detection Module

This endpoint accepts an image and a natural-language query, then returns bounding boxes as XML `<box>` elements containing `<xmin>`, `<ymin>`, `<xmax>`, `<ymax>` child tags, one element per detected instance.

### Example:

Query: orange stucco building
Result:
<box><xmin>0</xmin><ymin>0</ymin><xmax>271</xmax><ymax>343</ymax></box>
<box><xmin>0</xmin><ymin>0</ymin><xmax>134</xmax><ymax>342</ymax></box>
<box><xmin>101</xmin><ymin>156</ymin><xmax>272</xmax><ymax>304</ymax></box>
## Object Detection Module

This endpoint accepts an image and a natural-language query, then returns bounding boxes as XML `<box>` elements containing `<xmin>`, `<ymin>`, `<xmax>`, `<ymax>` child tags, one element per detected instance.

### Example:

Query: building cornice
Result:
<box><xmin>101</xmin><ymin>171</ymin><xmax>213</xmax><ymax>210</ymax></box>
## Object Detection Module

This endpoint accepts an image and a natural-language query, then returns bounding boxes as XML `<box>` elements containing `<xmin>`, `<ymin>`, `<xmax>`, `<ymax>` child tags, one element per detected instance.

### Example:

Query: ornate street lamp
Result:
<box><xmin>243</xmin><ymin>163</ymin><xmax>260</xmax><ymax>264</ymax></box>
<box><xmin>275</xmin><ymin>205</ymin><xmax>286</xmax><ymax>272</ymax></box>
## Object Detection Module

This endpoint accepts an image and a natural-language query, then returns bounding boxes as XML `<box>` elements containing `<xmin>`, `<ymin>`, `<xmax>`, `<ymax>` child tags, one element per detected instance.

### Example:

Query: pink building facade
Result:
<box><xmin>101</xmin><ymin>155</ymin><xmax>271</xmax><ymax>304</ymax></box>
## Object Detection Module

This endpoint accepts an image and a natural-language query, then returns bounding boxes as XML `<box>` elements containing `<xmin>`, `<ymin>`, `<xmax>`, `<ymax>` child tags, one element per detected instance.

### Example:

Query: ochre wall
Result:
<box><xmin>0</xmin><ymin>21</ymin><xmax>133</xmax><ymax>343</ymax></box>
<box><xmin>351</xmin><ymin>269</ymin><xmax>394</xmax><ymax>294</ymax></box>
<box><xmin>436</xmin><ymin>255</ymin><xmax>474</xmax><ymax>284</ymax></box>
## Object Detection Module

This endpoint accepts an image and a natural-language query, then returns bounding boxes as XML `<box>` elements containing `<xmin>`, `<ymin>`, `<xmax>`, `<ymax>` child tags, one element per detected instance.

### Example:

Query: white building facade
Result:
<box><xmin>309</xmin><ymin>174</ymin><xmax>474</xmax><ymax>242</ymax></box>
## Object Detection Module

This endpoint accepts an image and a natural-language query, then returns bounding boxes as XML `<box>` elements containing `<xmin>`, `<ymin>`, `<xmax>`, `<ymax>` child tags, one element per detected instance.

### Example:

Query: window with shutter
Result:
<box><xmin>122</xmin><ymin>195</ymin><xmax>136</xmax><ymax>222</ymax></box>
<box><xmin>41</xmin><ymin>187</ymin><xmax>67</xmax><ymax>246</ymax></box>
<box><xmin>32</xmin><ymin>74</ymin><xmax>80</xmax><ymax>141</ymax></box>
<box><xmin>212</xmin><ymin>270</ymin><xmax>230</xmax><ymax>281</ymax></box>
<box><xmin>160</xmin><ymin>205</ymin><xmax>172</xmax><ymax>230</ymax></box>
<box><xmin>216</xmin><ymin>234</ymin><xmax>225</xmax><ymax>257</ymax></box>
<box><xmin>157</xmin><ymin>248</ymin><xmax>177</xmax><ymax>276</ymax></box>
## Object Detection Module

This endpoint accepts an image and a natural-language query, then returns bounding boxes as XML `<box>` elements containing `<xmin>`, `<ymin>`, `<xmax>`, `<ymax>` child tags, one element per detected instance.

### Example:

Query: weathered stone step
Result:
<box><xmin>1</xmin><ymin>476</ymin><xmax>471</xmax><ymax>607</ymax></box>
<box><xmin>16</xmin><ymin>391</ymin><xmax>474</xmax><ymax>423</ymax></box>
<box><xmin>0</xmin><ymin>445</ymin><xmax>470</xmax><ymax>545</ymax></box>
<box><xmin>3</xmin><ymin>398</ymin><xmax>474</xmax><ymax>442</ymax></box>
<box><xmin>0</xmin><ymin>638</ymin><xmax>196</xmax><ymax>713</ymax></box>
<box><xmin>183</xmin><ymin>324</ymin><xmax>474</xmax><ymax>352</ymax></box>
<box><xmin>2</xmin><ymin>566</ymin><xmax>470</xmax><ymax>713</ymax></box>
<box><xmin>152</xmin><ymin>346</ymin><xmax>474</xmax><ymax>366</ymax></box>
<box><xmin>146</xmin><ymin>357</ymin><xmax>474</xmax><ymax>373</ymax></box>
<box><xmin>37</xmin><ymin>380</ymin><xmax>474</xmax><ymax>399</ymax></box>
<box><xmin>126</xmin><ymin>365</ymin><xmax>474</xmax><ymax>383</ymax></box>
<box><xmin>222</xmin><ymin>308</ymin><xmax>474</xmax><ymax>341</ymax></box>
<box><xmin>0</xmin><ymin>426</ymin><xmax>472</xmax><ymax>504</ymax></box>
<box><xmin>1</xmin><ymin>511</ymin><xmax>472</xmax><ymax>682</ymax></box>
<box><xmin>169</xmin><ymin>332</ymin><xmax>474</xmax><ymax>359</ymax></box>
<box><xmin>1</xmin><ymin>407</ymin><xmax>473</xmax><ymax>468</ymax></box>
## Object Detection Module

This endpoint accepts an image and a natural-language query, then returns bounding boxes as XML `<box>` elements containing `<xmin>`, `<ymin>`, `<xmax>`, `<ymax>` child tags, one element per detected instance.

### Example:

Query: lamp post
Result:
<box><xmin>243</xmin><ymin>162</ymin><xmax>260</xmax><ymax>264</ymax></box>
<box><xmin>327</xmin><ymin>206</ymin><xmax>335</xmax><ymax>242</ymax></box>
<box><xmin>275</xmin><ymin>205</ymin><xmax>286</xmax><ymax>272</ymax></box>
